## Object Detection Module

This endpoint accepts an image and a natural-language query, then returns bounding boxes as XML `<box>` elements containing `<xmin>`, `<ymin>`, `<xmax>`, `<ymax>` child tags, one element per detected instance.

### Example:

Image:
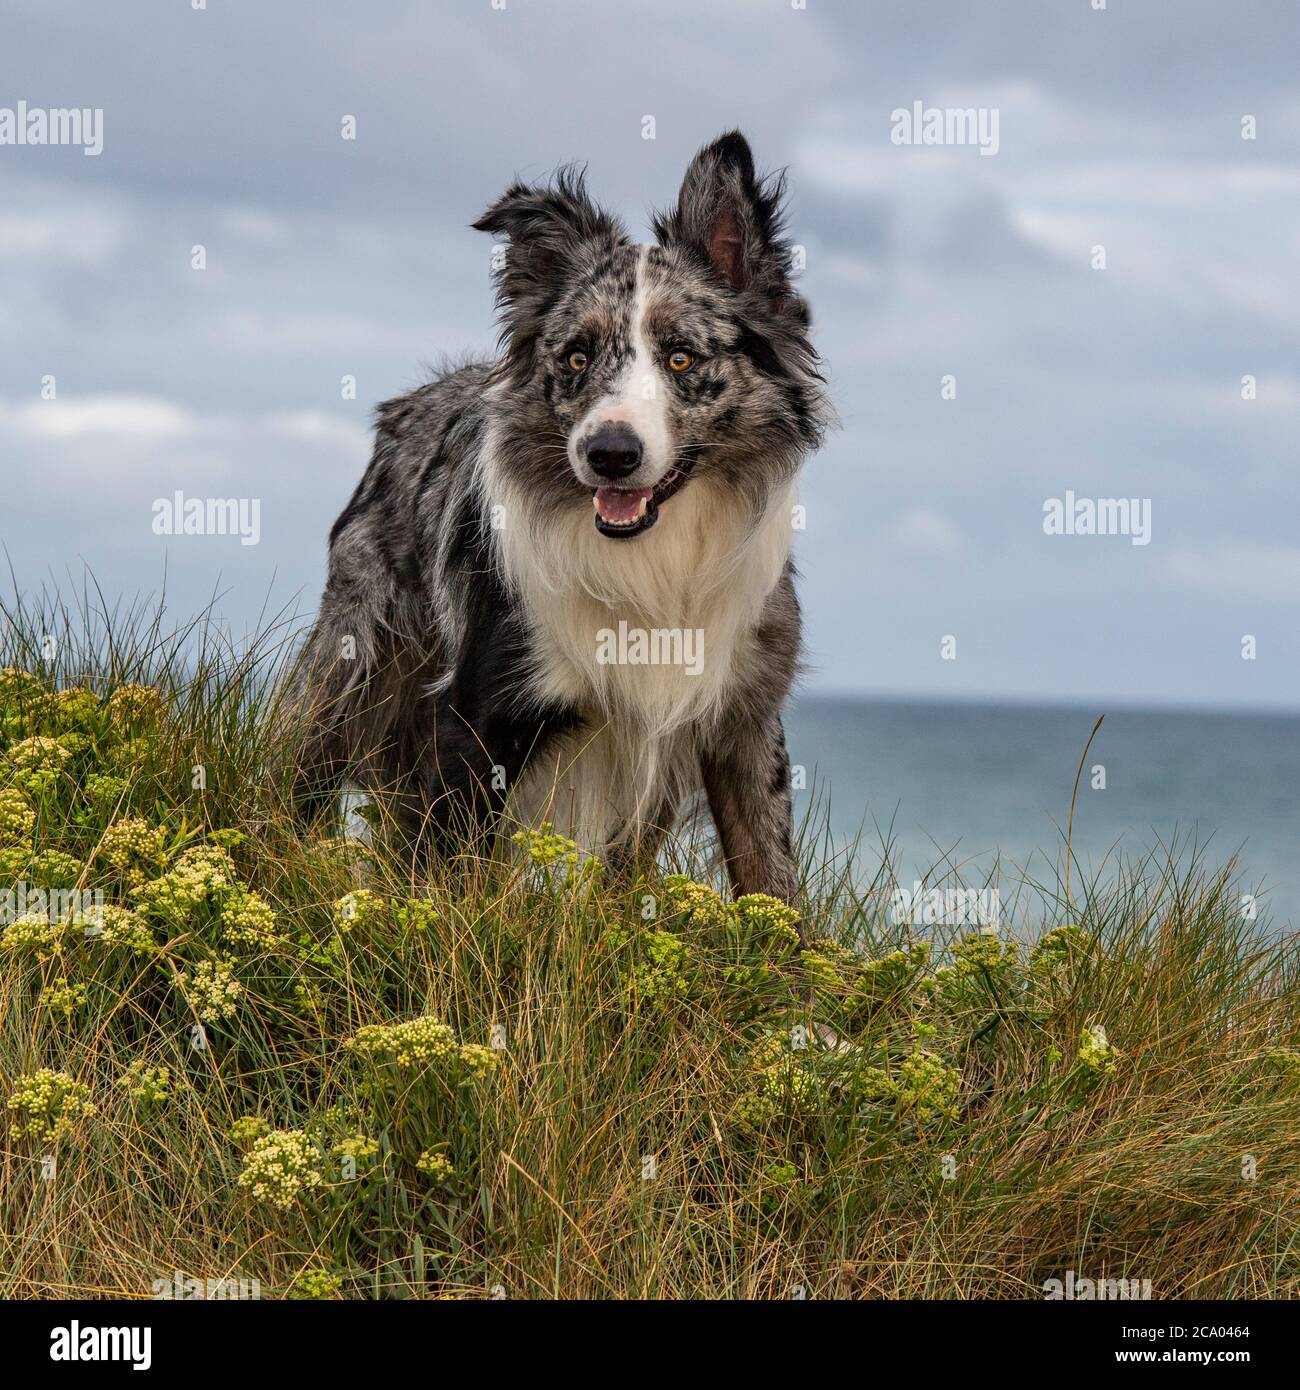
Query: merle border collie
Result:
<box><xmin>290</xmin><ymin>131</ymin><xmax>832</xmax><ymax>909</ymax></box>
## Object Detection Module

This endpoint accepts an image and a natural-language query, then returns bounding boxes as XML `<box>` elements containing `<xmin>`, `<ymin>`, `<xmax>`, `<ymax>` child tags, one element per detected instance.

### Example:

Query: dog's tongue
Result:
<box><xmin>594</xmin><ymin>486</ymin><xmax>653</xmax><ymax>524</ymax></box>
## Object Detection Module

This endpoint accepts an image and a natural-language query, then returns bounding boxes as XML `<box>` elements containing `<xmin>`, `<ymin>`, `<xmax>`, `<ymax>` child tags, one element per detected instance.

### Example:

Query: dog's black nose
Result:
<box><xmin>585</xmin><ymin>424</ymin><xmax>643</xmax><ymax>479</ymax></box>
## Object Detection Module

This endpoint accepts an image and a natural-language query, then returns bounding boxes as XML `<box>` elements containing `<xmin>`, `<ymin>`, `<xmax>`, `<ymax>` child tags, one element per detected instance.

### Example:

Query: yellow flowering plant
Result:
<box><xmin>8</xmin><ymin>1069</ymin><xmax>96</xmax><ymax>1144</ymax></box>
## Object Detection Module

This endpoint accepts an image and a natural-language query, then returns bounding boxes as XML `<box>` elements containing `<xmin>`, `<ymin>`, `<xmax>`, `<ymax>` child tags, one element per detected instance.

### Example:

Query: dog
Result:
<box><xmin>290</xmin><ymin>131</ymin><xmax>832</xmax><ymax>908</ymax></box>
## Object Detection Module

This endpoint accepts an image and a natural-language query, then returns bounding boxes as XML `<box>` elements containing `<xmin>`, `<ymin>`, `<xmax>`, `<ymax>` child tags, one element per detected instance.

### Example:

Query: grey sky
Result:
<box><xmin>2</xmin><ymin>0</ymin><xmax>1297</xmax><ymax>708</ymax></box>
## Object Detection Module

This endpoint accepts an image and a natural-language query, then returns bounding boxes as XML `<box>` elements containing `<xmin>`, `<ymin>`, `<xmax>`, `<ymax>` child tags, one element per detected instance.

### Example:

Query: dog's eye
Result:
<box><xmin>666</xmin><ymin>350</ymin><xmax>694</xmax><ymax>373</ymax></box>
<box><xmin>567</xmin><ymin>351</ymin><xmax>589</xmax><ymax>373</ymax></box>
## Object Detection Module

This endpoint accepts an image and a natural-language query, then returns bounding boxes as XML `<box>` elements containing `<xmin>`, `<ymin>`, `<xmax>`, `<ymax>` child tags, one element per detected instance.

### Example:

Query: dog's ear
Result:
<box><xmin>475</xmin><ymin>170</ymin><xmax>624</xmax><ymax>301</ymax></box>
<box><xmin>654</xmin><ymin>131</ymin><xmax>792</xmax><ymax>296</ymax></box>
<box><xmin>473</xmin><ymin>167</ymin><xmax>626</xmax><ymax>375</ymax></box>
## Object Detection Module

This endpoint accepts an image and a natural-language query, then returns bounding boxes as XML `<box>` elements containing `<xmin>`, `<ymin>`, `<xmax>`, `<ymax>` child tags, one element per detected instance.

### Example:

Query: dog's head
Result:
<box><xmin>475</xmin><ymin>132</ymin><xmax>830</xmax><ymax>539</ymax></box>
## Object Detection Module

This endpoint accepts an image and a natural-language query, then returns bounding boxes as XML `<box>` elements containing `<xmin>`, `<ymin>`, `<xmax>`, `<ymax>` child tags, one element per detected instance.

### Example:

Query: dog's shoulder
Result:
<box><xmin>373</xmin><ymin>359</ymin><xmax>494</xmax><ymax>454</ymax></box>
<box><xmin>329</xmin><ymin>361</ymin><xmax>494</xmax><ymax>553</ymax></box>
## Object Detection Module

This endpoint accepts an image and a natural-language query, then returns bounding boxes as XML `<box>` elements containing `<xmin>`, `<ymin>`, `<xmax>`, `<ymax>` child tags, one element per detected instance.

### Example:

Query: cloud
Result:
<box><xmin>0</xmin><ymin>393</ymin><xmax>369</xmax><ymax>475</ymax></box>
<box><xmin>0</xmin><ymin>191</ymin><xmax>129</xmax><ymax>267</ymax></box>
<box><xmin>1</xmin><ymin>394</ymin><xmax>199</xmax><ymax>439</ymax></box>
<box><xmin>886</xmin><ymin>508</ymin><xmax>967</xmax><ymax>557</ymax></box>
<box><xmin>1161</xmin><ymin>544</ymin><xmax>1300</xmax><ymax>603</ymax></box>
<box><xmin>1</xmin><ymin>0</ymin><xmax>1298</xmax><ymax>709</ymax></box>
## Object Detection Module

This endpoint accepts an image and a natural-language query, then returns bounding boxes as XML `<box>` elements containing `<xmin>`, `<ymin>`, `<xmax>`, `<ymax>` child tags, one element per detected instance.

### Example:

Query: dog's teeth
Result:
<box><xmin>636</xmin><ymin>497</ymin><xmax>648</xmax><ymax>518</ymax></box>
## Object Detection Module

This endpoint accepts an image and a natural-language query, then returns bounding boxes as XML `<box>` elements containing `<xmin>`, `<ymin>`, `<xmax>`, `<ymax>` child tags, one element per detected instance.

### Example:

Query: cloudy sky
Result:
<box><xmin>2</xmin><ymin>0</ymin><xmax>1297</xmax><ymax>709</ymax></box>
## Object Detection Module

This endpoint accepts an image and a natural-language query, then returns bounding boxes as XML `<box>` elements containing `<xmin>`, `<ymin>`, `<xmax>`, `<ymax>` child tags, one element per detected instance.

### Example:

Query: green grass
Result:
<box><xmin>1</xmin><ymin>586</ymin><xmax>1298</xmax><ymax>1300</ymax></box>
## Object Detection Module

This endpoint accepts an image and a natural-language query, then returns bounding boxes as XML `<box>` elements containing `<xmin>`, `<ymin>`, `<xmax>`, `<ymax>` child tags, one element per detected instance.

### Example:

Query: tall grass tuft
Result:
<box><xmin>1</xmin><ymin>586</ymin><xmax>1297</xmax><ymax>1299</ymax></box>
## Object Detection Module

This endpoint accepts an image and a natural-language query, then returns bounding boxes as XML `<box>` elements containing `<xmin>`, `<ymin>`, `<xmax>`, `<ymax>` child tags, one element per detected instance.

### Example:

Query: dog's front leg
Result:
<box><xmin>603</xmin><ymin>796</ymin><xmax>681</xmax><ymax>886</ymax></box>
<box><xmin>701</xmin><ymin>715</ymin><xmax>799</xmax><ymax>913</ymax></box>
<box><xmin>403</xmin><ymin>704</ymin><xmax>507</xmax><ymax>857</ymax></box>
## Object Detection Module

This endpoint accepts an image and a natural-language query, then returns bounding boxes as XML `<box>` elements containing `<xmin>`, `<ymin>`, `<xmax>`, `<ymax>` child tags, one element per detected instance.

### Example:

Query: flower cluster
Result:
<box><xmin>331</xmin><ymin>1135</ymin><xmax>381</xmax><ymax>1173</ymax></box>
<box><xmin>134</xmin><ymin>845</ymin><xmax>236</xmax><ymax>923</ymax></box>
<box><xmin>344</xmin><ymin>1015</ymin><xmax>459</xmax><ymax>1068</ymax></box>
<box><xmin>808</xmin><ymin>940</ymin><xmax>930</xmax><ymax>1015</ymax></box>
<box><xmin>54</xmin><ymin>686</ymin><xmax>101</xmax><ymax>729</ymax></box>
<box><xmin>230</xmin><ymin>1115</ymin><xmax>271</xmax><ymax>1149</ymax></box>
<box><xmin>236</xmin><ymin>1128</ymin><xmax>324</xmax><ymax>1209</ymax></box>
<box><xmin>106</xmin><ymin>683</ymin><xmax>165</xmax><ymax>730</ymax></box>
<box><xmin>83</xmin><ymin>773</ymin><xmax>128</xmax><ymax>808</ymax></box>
<box><xmin>0</xmin><ymin>787</ymin><xmax>36</xmax><ymax>843</ymax></box>
<box><xmin>760</xmin><ymin>1057</ymin><xmax>824</xmax><ymax>1116</ymax></box>
<box><xmin>8</xmin><ymin>1069</ymin><xmax>96</xmax><ymax>1143</ymax></box>
<box><xmin>87</xmin><ymin>904</ymin><xmax>156</xmax><ymax>953</ymax></box>
<box><xmin>728</xmin><ymin>1026</ymin><xmax>962</xmax><ymax>1136</ymax></box>
<box><xmin>895</xmin><ymin>1048</ymin><xmax>961</xmax><ymax>1123</ymax></box>
<box><xmin>628</xmin><ymin>929</ymin><xmax>696</xmax><ymax>1005</ymax></box>
<box><xmin>333</xmin><ymin>888</ymin><xmax>386</xmax><ymax>934</ymax></box>
<box><xmin>729</xmin><ymin>1090</ymin><xmax>781</xmax><ymax>1131</ymax></box>
<box><xmin>117</xmin><ymin>1060</ymin><xmax>171</xmax><ymax>1106</ymax></box>
<box><xmin>2</xmin><ymin>913</ymin><xmax>65</xmax><ymax>960</ymax></box>
<box><xmin>98</xmin><ymin>817</ymin><xmax>169</xmax><ymax>874</ymax></box>
<box><xmin>307</xmin><ymin>836</ymin><xmax>370</xmax><ymax>869</ymax></box>
<box><xmin>661</xmin><ymin>878</ymin><xmax>803</xmax><ymax>964</ymax></box>
<box><xmin>1032</xmin><ymin>924</ymin><xmax>1094</xmax><ymax>972</ymax></box>
<box><xmin>179</xmin><ymin>958</ymin><xmax>243</xmax><ymax>1023</ymax></box>
<box><xmin>221</xmin><ymin>889</ymin><xmax>281</xmax><ymax>950</ymax></box>
<box><xmin>729</xmin><ymin>1035</ymin><xmax>823</xmax><ymax>1132</ymax></box>
<box><xmin>661</xmin><ymin>875</ymin><xmax>735</xmax><ymax>933</ymax></box>
<box><xmin>863</xmin><ymin>942</ymin><xmax>932</xmax><ymax>991</ymax></box>
<box><xmin>6</xmin><ymin>735</ymin><xmax>74</xmax><ymax>796</ymax></box>
<box><xmin>106</xmin><ymin>738</ymin><xmax>147</xmax><ymax>774</ymax></box>
<box><xmin>756</xmin><ymin>1158</ymin><xmax>801</xmax><ymax>1212</ymax></box>
<box><xmin>511</xmin><ymin>822</ymin><xmax>580</xmax><ymax>868</ymax></box>
<box><xmin>0</xmin><ymin>667</ymin><xmax>45</xmax><ymax>707</ymax></box>
<box><xmin>457</xmin><ymin>1043</ymin><xmax>501</xmax><ymax>1079</ymax></box>
<box><xmin>1078</xmin><ymin>1022</ymin><xmax>1120</xmax><ymax>1079</ymax></box>
<box><xmin>922</xmin><ymin>932</ymin><xmax>1017</xmax><ymax>1010</ymax></box>
<box><xmin>0</xmin><ymin>844</ymin><xmax>29</xmax><ymax>882</ymax></box>
<box><xmin>606</xmin><ymin>883</ymin><xmax>807</xmax><ymax>1023</ymax></box>
<box><xmin>735</xmin><ymin>893</ymin><xmax>802</xmax><ymax>941</ymax></box>
<box><xmin>40</xmin><ymin>980</ymin><xmax>88</xmax><ymax>1017</ymax></box>
<box><xmin>27</xmin><ymin>848</ymin><xmax>81</xmax><ymax>888</ymax></box>
<box><xmin>288</xmin><ymin>1268</ymin><xmax>345</xmax><ymax>1300</ymax></box>
<box><xmin>416</xmin><ymin>1147</ymin><xmax>456</xmax><ymax>1184</ymax></box>
<box><xmin>395</xmin><ymin>897</ymin><xmax>439</xmax><ymax>932</ymax></box>
<box><xmin>343</xmin><ymin>1017</ymin><xmax>501</xmax><ymax>1099</ymax></box>
<box><xmin>765</xmin><ymin>1158</ymin><xmax>799</xmax><ymax>1187</ymax></box>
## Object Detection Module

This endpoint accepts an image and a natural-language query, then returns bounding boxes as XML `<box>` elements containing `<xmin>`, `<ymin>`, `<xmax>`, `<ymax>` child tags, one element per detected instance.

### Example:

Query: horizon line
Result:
<box><xmin>795</xmin><ymin>688</ymin><xmax>1300</xmax><ymax>720</ymax></box>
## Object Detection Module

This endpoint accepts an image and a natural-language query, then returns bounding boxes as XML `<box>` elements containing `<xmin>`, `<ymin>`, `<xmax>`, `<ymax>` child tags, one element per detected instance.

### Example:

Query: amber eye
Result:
<box><xmin>567</xmin><ymin>351</ymin><xmax>589</xmax><ymax>373</ymax></box>
<box><xmin>667</xmin><ymin>350</ymin><xmax>694</xmax><ymax>373</ymax></box>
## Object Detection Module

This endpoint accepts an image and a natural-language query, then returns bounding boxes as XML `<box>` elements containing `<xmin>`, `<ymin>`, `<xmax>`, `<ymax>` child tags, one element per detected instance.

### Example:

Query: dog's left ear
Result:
<box><xmin>654</xmin><ymin>131</ymin><xmax>791</xmax><ymax>296</ymax></box>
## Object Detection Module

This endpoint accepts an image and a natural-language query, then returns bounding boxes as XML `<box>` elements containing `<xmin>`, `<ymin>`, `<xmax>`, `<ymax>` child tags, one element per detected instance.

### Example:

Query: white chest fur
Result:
<box><xmin>484</xmin><ymin>444</ymin><xmax>795</xmax><ymax>845</ymax></box>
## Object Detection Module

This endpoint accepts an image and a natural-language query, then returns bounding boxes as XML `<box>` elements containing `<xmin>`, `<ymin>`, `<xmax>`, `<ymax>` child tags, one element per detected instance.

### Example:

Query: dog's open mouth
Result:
<box><xmin>591</xmin><ymin>456</ymin><xmax>695</xmax><ymax>539</ymax></box>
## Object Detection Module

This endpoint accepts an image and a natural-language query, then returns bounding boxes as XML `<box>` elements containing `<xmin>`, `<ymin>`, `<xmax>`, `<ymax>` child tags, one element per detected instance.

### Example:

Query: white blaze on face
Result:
<box><xmin>573</xmin><ymin>244</ymin><xmax>672</xmax><ymax>485</ymax></box>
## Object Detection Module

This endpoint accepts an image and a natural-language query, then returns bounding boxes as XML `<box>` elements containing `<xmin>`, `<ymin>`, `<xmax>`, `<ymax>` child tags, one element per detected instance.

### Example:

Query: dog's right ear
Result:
<box><xmin>473</xmin><ymin>168</ymin><xmax>625</xmax><ymax>372</ymax></box>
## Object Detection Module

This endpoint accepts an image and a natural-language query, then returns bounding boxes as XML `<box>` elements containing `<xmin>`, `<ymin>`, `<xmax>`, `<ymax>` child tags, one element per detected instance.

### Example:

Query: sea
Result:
<box><xmin>785</xmin><ymin>697</ymin><xmax>1299</xmax><ymax>932</ymax></box>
